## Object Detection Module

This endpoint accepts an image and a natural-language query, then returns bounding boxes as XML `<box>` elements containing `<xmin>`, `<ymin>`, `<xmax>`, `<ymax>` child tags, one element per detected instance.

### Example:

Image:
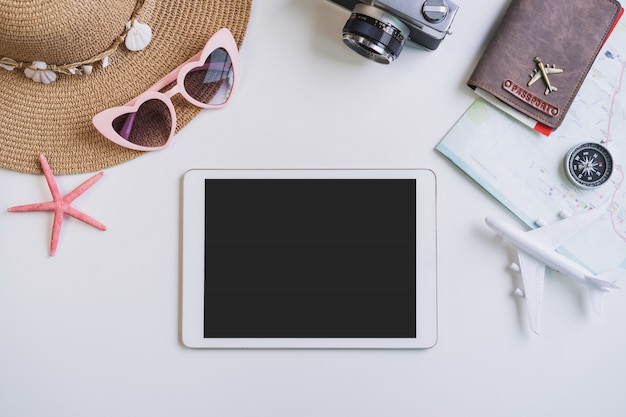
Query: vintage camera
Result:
<box><xmin>329</xmin><ymin>0</ymin><xmax>459</xmax><ymax>64</ymax></box>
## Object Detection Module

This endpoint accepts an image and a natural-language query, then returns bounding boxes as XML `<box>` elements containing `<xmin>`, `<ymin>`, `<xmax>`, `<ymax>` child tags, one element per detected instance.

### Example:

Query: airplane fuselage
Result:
<box><xmin>485</xmin><ymin>217</ymin><xmax>592</xmax><ymax>283</ymax></box>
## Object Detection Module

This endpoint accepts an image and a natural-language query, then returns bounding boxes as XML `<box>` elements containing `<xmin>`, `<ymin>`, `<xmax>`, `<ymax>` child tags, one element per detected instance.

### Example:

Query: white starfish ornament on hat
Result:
<box><xmin>7</xmin><ymin>154</ymin><xmax>106</xmax><ymax>256</ymax></box>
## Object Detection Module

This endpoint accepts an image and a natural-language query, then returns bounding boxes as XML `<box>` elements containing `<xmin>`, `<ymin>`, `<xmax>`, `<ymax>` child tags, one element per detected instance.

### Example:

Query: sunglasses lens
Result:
<box><xmin>111</xmin><ymin>99</ymin><xmax>172</xmax><ymax>148</ymax></box>
<box><xmin>184</xmin><ymin>47</ymin><xmax>234</xmax><ymax>106</ymax></box>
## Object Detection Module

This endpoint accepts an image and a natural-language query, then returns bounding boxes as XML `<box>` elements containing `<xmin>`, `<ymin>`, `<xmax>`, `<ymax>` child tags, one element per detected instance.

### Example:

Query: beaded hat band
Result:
<box><xmin>0</xmin><ymin>0</ymin><xmax>152</xmax><ymax>82</ymax></box>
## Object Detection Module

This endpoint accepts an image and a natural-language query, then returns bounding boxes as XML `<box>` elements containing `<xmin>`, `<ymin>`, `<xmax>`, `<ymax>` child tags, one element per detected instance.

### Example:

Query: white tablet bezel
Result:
<box><xmin>181</xmin><ymin>169</ymin><xmax>437</xmax><ymax>349</ymax></box>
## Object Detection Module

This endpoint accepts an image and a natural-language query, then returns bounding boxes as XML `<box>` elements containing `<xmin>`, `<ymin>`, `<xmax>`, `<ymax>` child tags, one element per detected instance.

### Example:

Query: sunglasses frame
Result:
<box><xmin>92</xmin><ymin>28</ymin><xmax>240</xmax><ymax>151</ymax></box>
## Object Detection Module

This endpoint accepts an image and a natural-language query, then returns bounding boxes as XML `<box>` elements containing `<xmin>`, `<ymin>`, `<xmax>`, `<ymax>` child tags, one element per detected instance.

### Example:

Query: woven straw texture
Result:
<box><xmin>0</xmin><ymin>0</ymin><xmax>252</xmax><ymax>174</ymax></box>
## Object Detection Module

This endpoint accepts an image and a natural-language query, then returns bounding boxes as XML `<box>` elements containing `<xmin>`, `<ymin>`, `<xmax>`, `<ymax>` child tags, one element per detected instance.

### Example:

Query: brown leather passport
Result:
<box><xmin>468</xmin><ymin>0</ymin><xmax>623</xmax><ymax>132</ymax></box>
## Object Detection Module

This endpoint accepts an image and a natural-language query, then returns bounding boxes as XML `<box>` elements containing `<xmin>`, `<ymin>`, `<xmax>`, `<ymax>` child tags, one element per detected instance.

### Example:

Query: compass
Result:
<box><xmin>564</xmin><ymin>142</ymin><xmax>613</xmax><ymax>189</ymax></box>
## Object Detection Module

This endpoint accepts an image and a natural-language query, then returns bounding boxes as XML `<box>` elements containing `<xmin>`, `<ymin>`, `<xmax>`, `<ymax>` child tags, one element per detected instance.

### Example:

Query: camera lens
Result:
<box><xmin>342</xmin><ymin>4</ymin><xmax>410</xmax><ymax>64</ymax></box>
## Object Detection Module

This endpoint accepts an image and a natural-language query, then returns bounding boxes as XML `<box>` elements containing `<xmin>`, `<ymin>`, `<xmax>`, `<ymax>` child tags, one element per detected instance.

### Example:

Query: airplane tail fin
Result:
<box><xmin>586</xmin><ymin>269</ymin><xmax>625</xmax><ymax>315</ymax></box>
<box><xmin>587</xmin><ymin>269</ymin><xmax>625</xmax><ymax>290</ymax></box>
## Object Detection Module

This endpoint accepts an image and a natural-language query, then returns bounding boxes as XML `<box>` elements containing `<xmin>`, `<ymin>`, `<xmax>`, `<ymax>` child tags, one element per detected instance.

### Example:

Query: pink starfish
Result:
<box><xmin>8</xmin><ymin>154</ymin><xmax>106</xmax><ymax>256</ymax></box>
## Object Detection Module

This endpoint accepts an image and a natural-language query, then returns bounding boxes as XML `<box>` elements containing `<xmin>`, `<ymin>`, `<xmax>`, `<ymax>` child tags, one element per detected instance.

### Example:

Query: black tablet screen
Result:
<box><xmin>204</xmin><ymin>179</ymin><xmax>416</xmax><ymax>338</ymax></box>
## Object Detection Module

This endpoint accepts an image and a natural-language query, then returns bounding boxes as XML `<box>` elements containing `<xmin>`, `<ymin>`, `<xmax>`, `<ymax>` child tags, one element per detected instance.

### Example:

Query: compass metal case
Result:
<box><xmin>564</xmin><ymin>142</ymin><xmax>613</xmax><ymax>189</ymax></box>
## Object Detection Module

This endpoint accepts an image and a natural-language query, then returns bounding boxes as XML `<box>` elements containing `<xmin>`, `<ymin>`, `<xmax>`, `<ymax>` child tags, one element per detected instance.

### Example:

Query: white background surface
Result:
<box><xmin>1</xmin><ymin>1</ymin><xmax>626</xmax><ymax>416</ymax></box>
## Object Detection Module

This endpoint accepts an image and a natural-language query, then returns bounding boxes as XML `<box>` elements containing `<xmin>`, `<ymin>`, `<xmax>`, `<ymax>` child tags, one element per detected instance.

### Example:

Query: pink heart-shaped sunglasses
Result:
<box><xmin>92</xmin><ymin>28</ymin><xmax>239</xmax><ymax>151</ymax></box>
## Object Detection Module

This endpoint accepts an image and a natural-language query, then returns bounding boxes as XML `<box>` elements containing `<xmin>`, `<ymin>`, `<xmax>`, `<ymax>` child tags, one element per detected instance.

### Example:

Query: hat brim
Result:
<box><xmin>0</xmin><ymin>0</ymin><xmax>252</xmax><ymax>174</ymax></box>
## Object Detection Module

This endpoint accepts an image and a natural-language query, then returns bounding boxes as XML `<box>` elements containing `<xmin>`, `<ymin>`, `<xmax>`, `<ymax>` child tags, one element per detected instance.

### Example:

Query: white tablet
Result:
<box><xmin>181</xmin><ymin>169</ymin><xmax>437</xmax><ymax>348</ymax></box>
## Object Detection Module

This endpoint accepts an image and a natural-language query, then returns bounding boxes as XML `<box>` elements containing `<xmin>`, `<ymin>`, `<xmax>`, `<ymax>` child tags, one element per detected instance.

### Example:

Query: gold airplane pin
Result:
<box><xmin>527</xmin><ymin>57</ymin><xmax>563</xmax><ymax>95</ymax></box>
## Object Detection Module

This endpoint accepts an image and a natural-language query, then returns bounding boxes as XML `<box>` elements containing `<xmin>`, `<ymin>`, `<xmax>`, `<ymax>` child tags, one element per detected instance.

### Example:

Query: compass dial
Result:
<box><xmin>564</xmin><ymin>142</ymin><xmax>613</xmax><ymax>189</ymax></box>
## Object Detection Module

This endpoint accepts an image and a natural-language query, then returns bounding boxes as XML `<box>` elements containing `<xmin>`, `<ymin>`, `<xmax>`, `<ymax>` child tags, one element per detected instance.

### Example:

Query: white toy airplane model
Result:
<box><xmin>485</xmin><ymin>205</ymin><xmax>625</xmax><ymax>334</ymax></box>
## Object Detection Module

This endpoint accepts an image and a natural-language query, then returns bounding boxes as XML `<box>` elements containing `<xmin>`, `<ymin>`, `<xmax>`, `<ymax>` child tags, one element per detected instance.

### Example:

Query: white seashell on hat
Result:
<box><xmin>0</xmin><ymin>57</ymin><xmax>17</xmax><ymax>71</ymax></box>
<box><xmin>24</xmin><ymin>61</ymin><xmax>57</xmax><ymax>84</ymax></box>
<box><xmin>125</xmin><ymin>19</ymin><xmax>153</xmax><ymax>52</ymax></box>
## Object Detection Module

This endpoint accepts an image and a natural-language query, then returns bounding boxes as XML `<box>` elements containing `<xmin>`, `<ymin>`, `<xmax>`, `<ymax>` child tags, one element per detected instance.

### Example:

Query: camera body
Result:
<box><xmin>329</xmin><ymin>0</ymin><xmax>459</xmax><ymax>63</ymax></box>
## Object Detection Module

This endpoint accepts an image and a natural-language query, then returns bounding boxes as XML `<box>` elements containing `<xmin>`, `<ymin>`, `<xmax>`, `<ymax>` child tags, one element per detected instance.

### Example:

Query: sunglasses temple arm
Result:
<box><xmin>119</xmin><ymin>112</ymin><xmax>137</xmax><ymax>140</ymax></box>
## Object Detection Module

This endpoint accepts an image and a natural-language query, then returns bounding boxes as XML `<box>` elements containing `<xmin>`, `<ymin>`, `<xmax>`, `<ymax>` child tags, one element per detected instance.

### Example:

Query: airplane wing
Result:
<box><xmin>526</xmin><ymin>205</ymin><xmax>607</xmax><ymax>249</ymax></box>
<box><xmin>528</xmin><ymin>72</ymin><xmax>541</xmax><ymax>86</ymax></box>
<box><xmin>544</xmin><ymin>67</ymin><xmax>563</xmax><ymax>75</ymax></box>
<box><xmin>517</xmin><ymin>249</ymin><xmax>546</xmax><ymax>335</ymax></box>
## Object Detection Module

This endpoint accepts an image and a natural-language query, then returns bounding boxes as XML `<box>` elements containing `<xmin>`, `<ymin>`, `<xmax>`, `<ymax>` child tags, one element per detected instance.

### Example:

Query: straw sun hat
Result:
<box><xmin>0</xmin><ymin>0</ymin><xmax>252</xmax><ymax>174</ymax></box>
